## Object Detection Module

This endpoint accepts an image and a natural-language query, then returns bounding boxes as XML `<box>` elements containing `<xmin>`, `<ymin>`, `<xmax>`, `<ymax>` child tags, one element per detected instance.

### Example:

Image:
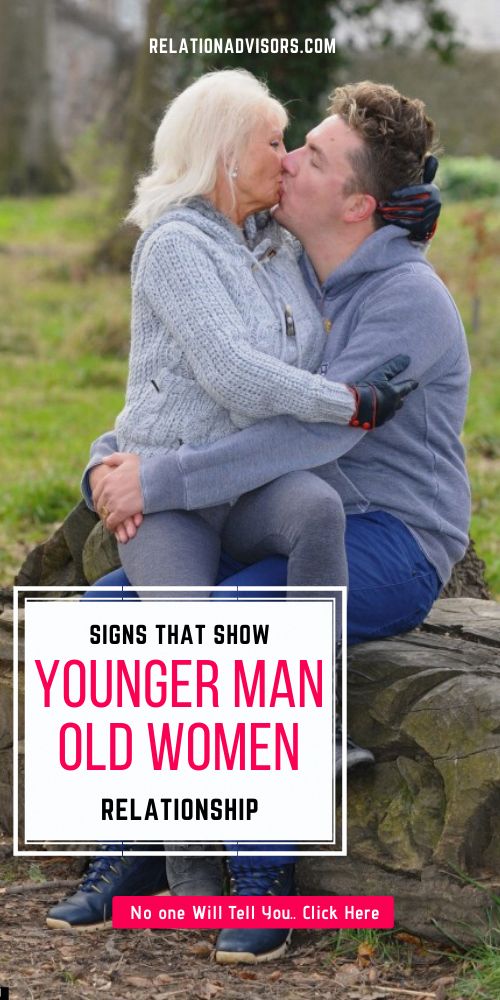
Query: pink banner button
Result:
<box><xmin>113</xmin><ymin>895</ymin><xmax>394</xmax><ymax>929</ymax></box>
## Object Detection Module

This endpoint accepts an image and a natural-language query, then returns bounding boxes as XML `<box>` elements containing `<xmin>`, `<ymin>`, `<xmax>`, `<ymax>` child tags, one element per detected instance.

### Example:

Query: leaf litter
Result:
<box><xmin>0</xmin><ymin>835</ymin><xmax>459</xmax><ymax>1000</ymax></box>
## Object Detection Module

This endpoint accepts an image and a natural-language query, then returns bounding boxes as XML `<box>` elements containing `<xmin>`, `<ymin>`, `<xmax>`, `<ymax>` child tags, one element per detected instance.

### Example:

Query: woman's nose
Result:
<box><xmin>276</xmin><ymin>141</ymin><xmax>287</xmax><ymax>165</ymax></box>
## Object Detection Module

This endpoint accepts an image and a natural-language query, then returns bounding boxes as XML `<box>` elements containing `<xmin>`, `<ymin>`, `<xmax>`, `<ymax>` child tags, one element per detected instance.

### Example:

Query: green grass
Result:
<box><xmin>328</xmin><ymin>927</ymin><xmax>410</xmax><ymax>963</ymax></box>
<box><xmin>0</xmin><ymin>180</ymin><xmax>129</xmax><ymax>580</ymax></box>
<box><xmin>449</xmin><ymin>898</ymin><xmax>500</xmax><ymax>1000</ymax></box>
<box><xmin>326</xmin><ymin>928</ymin><xmax>457</xmax><ymax>991</ymax></box>
<box><xmin>0</xmin><ymin>352</ymin><xmax>126</xmax><ymax>581</ymax></box>
<box><xmin>326</xmin><ymin>909</ymin><xmax>500</xmax><ymax>998</ymax></box>
<box><xmin>326</xmin><ymin>927</ymin><xmax>500</xmax><ymax>999</ymax></box>
<box><xmin>452</xmin><ymin>943</ymin><xmax>500</xmax><ymax>999</ymax></box>
<box><xmin>0</xmin><ymin>187</ymin><xmax>498</xmax><ymax>593</ymax></box>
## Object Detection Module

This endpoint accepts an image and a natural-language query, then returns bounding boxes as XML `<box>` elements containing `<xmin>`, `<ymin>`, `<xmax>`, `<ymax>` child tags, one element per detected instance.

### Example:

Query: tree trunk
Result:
<box><xmin>95</xmin><ymin>0</ymin><xmax>197</xmax><ymax>272</ymax></box>
<box><xmin>0</xmin><ymin>0</ymin><xmax>72</xmax><ymax>195</ymax></box>
<box><xmin>442</xmin><ymin>537</ymin><xmax>490</xmax><ymax>599</ymax></box>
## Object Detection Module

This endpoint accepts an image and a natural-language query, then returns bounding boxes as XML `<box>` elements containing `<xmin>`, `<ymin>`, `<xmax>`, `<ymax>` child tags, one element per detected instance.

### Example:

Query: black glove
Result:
<box><xmin>348</xmin><ymin>354</ymin><xmax>418</xmax><ymax>430</ymax></box>
<box><xmin>377</xmin><ymin>183</ymin><xmax>441</xmax><ymax>243</ymax></box>
<box><xmin>377</xmin><ymin>157</ymin><xmax>441</xmax><ymax>243</ymax></box>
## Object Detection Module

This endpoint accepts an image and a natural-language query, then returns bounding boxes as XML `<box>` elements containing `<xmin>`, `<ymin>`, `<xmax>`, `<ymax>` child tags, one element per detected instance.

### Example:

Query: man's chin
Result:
<box><xmin>273</xmin><ymin>208</ymin><xmax>300</xmax><ymax>239</ymax></box>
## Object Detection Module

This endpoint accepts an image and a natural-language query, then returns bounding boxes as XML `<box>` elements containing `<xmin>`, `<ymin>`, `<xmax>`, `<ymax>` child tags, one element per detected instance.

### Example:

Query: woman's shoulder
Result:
<box><xmin>136</xmin><ymin>200</ymin><xmax>246</xmax><ymax>263</ymax></box>
<box><xmin>131</xmin><ymin>209</ymin><xmax>225</xmax><ymax>282</ymax></box>
<box><xmin>130</xmin><ymin>219</ymin><xmax>190</xmax><ymax>284</ymax></box>
<box><xmin>142</xmin><ymin>207</ymin><xmax>209</xmax><ymax>247</ymax></box>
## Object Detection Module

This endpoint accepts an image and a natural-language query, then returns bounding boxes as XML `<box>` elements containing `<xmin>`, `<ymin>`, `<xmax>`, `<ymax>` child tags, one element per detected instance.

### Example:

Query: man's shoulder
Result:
<box><xmin>368</xmin><ymin>250</ymin><xmax>434</xmax><ymax>285</ymax></box>
<box><xmin>366</xmin><ymin>256</ymin><xmax>462</xmax><ymax>322</ymax></box>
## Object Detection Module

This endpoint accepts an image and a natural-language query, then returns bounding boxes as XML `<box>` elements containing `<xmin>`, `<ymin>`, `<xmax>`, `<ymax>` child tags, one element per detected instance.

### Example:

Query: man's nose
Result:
<box><xmin>282</xmin><ymin>148</ymin><xmax>301</xmax><ymax>175</ymax></box>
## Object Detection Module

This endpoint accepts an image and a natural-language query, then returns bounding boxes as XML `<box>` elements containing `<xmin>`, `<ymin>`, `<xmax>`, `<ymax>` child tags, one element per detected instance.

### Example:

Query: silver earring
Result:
<box><xmin>231</xmin><ymin>167</ymin><xmax>238</xmax><ymax>178</ymax></box>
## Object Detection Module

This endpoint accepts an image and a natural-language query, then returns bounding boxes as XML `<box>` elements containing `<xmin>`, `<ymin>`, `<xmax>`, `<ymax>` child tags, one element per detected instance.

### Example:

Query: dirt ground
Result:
<box><xmin>0</xmin><ymin>837</ymin><xmax>460</xmax><ymax>1000</ymax></box>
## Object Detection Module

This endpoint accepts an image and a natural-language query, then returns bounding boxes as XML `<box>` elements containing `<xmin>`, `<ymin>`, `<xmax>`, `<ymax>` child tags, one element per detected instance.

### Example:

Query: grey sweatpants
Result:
<box><xmin>119</xmin><ymin>470</ymin><xmax>346</xmax><ymax>865</ymax></box>
<box><xmin>118</xmin><ymin>470</ymin><xmax>347</xmax><ymax>628</ymax></box>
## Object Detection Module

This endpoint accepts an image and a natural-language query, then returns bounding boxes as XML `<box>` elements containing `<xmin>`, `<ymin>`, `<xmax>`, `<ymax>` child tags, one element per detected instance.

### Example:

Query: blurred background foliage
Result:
<box><xmin>0</xmin><ymin>0</ymin><xmax>498</xmax><ymax>593</ymax></box>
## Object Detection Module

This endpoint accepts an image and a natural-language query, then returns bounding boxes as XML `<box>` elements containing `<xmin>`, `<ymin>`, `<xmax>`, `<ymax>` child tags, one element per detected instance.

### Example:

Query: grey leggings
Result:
<box><xmin>119</xmin><ymin>470</ymin><xmax>347</xmax><ymax>628</ymax></box>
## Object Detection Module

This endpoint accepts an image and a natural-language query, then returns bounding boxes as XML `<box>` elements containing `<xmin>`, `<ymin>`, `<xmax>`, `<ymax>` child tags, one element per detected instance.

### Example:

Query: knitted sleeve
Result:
<box><xmin>140</xmin><ymin>228</ymin><xmax>355</xmax><ymax>425</ymax></box>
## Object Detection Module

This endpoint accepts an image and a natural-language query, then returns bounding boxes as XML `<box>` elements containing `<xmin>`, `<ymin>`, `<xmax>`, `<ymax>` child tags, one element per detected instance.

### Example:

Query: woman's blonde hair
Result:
<box><xmin>127</xmin><ymin>69</ymin><xmax>288</xmax><ymax>230</ymax></box>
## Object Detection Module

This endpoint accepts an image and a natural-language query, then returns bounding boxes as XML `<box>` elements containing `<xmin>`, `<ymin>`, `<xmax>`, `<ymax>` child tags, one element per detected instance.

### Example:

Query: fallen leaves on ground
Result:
<box><xmin>0</xmin><ymin>836</ymin><xmax>459</xmax><ymax>1000</ymax></box>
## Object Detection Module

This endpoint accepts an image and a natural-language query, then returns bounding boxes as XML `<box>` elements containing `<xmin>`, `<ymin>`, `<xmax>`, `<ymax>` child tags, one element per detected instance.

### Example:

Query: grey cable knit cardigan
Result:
<box><xmin>115</xmin><ymin>197</ymin><xmax>354</xmax><ymax>457</ymax></box>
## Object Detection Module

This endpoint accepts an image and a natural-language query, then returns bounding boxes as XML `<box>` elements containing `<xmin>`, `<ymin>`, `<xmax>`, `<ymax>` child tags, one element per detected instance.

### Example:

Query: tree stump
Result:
<box><xmin>0</xmin><ymin>599</ymin><xmax>24</xmax><ymax>837</ymax></box>
<box><xmin>2</xmin><ymin>591</ymin><xmax>499</xmax><ymax>944</ymax></box>
<box><xmin>299</xmin><ymin>597</ymin><xmax>500</xmax><ymax>945</ymax></box>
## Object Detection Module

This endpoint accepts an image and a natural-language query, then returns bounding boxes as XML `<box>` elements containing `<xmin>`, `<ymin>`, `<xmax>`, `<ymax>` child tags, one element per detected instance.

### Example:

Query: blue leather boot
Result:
<box><xmin>46</xmin><ymin>845</ymin><xmax>169</xmax><ymax>930</ymax></box>
<box><xmin>215</xmin><ymin>862</ymin><xmax>295</xmax><ymax>963</ymax></box>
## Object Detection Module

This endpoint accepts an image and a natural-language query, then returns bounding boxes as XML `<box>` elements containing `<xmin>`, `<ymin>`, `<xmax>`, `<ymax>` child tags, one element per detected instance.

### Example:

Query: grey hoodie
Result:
<box><xmin>85</xmin><ymin>224</ymin><xmax>471</xmax><ymax>586</ymax></box>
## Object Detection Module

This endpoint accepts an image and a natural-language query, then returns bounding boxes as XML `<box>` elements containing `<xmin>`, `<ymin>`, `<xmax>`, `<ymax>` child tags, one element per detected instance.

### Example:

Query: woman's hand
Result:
<box><xmin>89</xmin><ymin>463</ymin><xmax>110</xmax><ymax>501</ymax></box>
<box><xmin>113</xmin><ymin>513</ymin><xmax>144</xmax><ymax>544</ymax></box>
<box><xmin>91</xmin><ymin>452</ymin><xmax>144</xmax><ymax>537</ymax></box>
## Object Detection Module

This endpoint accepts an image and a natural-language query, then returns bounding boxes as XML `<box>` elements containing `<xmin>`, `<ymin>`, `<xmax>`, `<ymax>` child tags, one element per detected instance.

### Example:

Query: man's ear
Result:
<box><xmin>344</xmin><ymin>192</ymin><xmax>377</xmax><ymax>224</ymax></box>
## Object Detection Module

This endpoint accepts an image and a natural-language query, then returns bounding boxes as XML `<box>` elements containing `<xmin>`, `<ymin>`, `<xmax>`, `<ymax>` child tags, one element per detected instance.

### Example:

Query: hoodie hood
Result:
<box><xmin>301</xmin><ymin>224</ymin><xmax>432</xmax><ymax>300</ymax></box>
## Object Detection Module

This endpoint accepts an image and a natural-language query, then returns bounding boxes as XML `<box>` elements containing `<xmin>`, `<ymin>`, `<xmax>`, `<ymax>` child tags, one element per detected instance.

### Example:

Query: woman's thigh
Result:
<box><xmin>118</xmin><ymin>509</ymin><xmax>223</xmax><ymax>598</ymax></box>
<box><xmin>221</xmin><ymin>471</ymin><xmax>345</xmax><ymax>564</ymax></box>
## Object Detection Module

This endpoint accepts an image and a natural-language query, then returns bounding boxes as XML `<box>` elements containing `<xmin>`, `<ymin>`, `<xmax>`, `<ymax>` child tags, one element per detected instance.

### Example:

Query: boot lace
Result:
<box><xmin>229</xmin><ymin>865</ymin><xmax>290</xmax><ymax>897</ymax></box>
<box><xmin>78</xmin><ymin>845</ymin><xmax>131</xmax><ymax>894</ymax></box>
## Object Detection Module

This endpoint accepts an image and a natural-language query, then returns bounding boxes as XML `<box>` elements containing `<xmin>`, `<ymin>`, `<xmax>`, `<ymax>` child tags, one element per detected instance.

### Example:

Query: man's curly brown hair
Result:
<box><xmin>328</xmin><ymin>81</ymin><xmax>437</xmax><ymax>224</ymax></box>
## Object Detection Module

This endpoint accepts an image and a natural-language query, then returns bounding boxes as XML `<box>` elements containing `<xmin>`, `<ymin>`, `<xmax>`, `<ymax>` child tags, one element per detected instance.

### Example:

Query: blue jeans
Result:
<box><xmin>85</xmin><ymin>510</ymin><xmax>441</xmax><ymax>867</ymax></box>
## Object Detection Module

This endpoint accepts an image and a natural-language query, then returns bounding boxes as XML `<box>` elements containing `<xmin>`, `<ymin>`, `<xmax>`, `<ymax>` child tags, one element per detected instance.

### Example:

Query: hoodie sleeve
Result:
<box><xmin>140</xmin><ymin>418</ymin><xmax>362</xmax><ymax>513</ymax></box>
<box><xmin>81</xmin><ymin>429</ymin><xmax>187</xmax><ymax>512</ymax></box>
<box><xmin>81</xmin><ymin>430</ymin><xmax>119</xmax><ymax>510</ymax></box>
<box><xmin>139</xmin><ymin>227</ymin><xmax>355</xmax><ymax>425</ymax></box>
